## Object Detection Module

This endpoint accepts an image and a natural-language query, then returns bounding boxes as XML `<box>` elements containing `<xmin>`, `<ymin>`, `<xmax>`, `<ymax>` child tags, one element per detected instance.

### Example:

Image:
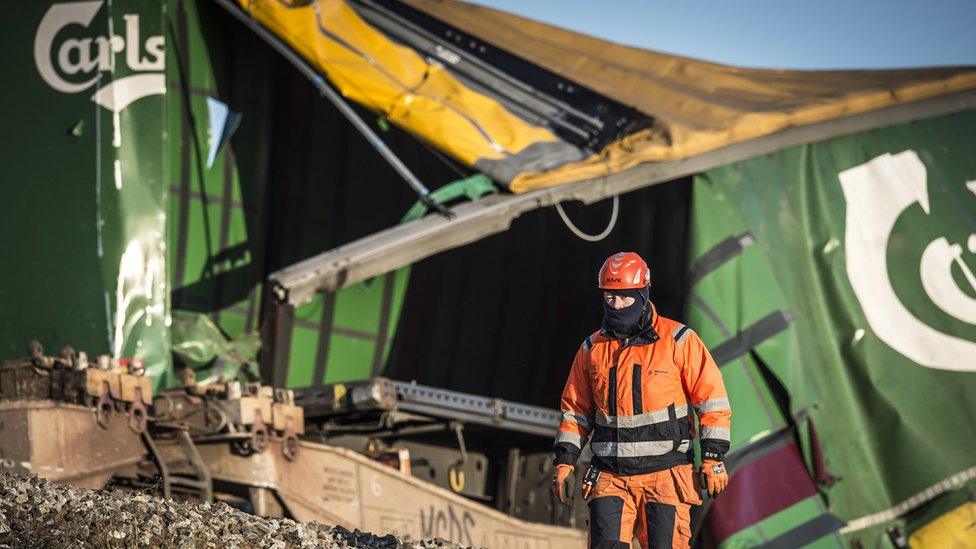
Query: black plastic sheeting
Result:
<box><xmin>386</xmin><ymin>179</ymin><xmax>692</xmax><ymax>408</ymax></box>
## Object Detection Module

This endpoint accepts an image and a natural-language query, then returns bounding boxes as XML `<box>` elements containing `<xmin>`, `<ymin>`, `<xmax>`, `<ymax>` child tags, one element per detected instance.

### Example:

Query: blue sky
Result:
<box><xmin>472</xmin><ymin>0</ymin><xmax>976</xmax><ymax>70</ymax></box>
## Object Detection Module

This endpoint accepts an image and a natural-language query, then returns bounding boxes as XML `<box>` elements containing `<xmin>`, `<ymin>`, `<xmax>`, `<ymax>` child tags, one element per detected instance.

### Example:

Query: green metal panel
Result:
<box><xmin>280</xmin><ymin>271</ymin><xmax>407</xmax><ymax>388</ymax></box>
<box><xmin>324</xmin><ymin>334</ymin><xmax>378</xmax><ymax>384</ymax></box>
<box><xmin>381</xmin><ymin>267</ymin><xmax>412</xmax><ymax>365</ymax></box>
<box><xmin>165</xmin><ymin>0</ymin><xmax>261</xmax><ymax>379</ymax></box>
<box><xmin>335</xmin><ymin>282</ymin><xmax>387</xmax><ymax>335</ymax></box>
<box><xmin>284</xmin><ymin>298</ymin><xmax>322</xmax><ymax>388</ymax></box>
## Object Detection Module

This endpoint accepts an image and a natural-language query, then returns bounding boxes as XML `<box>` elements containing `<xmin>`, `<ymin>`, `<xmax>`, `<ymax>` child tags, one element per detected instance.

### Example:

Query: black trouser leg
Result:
<box><xmin>589</xmin><ymin>496</ymin><xmax>628</xmax><ymax>549</ymax></box>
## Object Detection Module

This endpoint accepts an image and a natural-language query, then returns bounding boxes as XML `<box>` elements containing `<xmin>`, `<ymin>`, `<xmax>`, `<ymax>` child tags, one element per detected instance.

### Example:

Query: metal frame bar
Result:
<box><xmin>269</xmin><ymin>89</ymin><xmax>976</xmax><ymax>305</ymax></box>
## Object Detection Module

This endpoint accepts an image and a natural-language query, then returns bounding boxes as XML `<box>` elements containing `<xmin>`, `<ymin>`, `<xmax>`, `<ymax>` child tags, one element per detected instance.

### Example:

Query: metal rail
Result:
<box><xmin>392</xmin><ymin>380</ymin><xmax>561</xmax><ymax>437</ymax></box>
<box><xmin>293</xmin><ymin>377</ymin><xmax>561</xmax><ymax>437</ymax></box>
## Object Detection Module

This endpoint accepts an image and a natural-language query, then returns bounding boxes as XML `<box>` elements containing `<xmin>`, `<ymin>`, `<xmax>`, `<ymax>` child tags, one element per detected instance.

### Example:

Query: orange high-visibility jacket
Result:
<box><xmin>554</xmin><ymin>307</ymin><xmax>732</xmax><ymax>475</ymax></box>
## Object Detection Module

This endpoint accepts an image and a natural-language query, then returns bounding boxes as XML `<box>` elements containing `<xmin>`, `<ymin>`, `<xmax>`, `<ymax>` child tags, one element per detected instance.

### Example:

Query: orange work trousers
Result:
<box><xmin>586</xmin><ymin>464</ymin><xmax>702</xmax><ymax>548</ymax></box>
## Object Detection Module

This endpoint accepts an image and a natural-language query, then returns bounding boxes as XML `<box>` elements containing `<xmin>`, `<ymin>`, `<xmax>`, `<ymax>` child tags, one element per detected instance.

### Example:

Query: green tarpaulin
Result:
<box><xmin>689</xmin><ymin>109</ymin><xmax>976</xmax><ymax>544</ymax></box>
<box><xmin>0</xmin><ymin>0</ymin><xmax>171</xmax><ymax>386</ymax></box>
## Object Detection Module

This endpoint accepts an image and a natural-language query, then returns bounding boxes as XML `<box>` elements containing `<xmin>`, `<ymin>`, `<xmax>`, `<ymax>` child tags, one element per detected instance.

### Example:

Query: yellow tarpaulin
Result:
<box><xmin>407</xmin><ymin>0</ymin><xmax>976</xmax><ymax>192</ymax></box>
<box><xmin>909</xmin><ymin>502</ymin><xmax>976</xmax><ymax>548</ymax></box>
<box><xmin>238</xmin><ymin>0</ymin><xmax>580</xmax><ymax>182</ymax></box>
<box><xmin>240</xmin><ymin>0</ymin><xmax>976</xmax><ymax>193</ymax></box>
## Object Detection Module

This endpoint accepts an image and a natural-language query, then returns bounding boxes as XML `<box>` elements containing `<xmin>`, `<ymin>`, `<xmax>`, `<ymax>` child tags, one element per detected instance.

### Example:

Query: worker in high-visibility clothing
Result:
<box><xmin>552</xmin><ymin>252</ymin><xmax>732</xmax><ymax>548</ymax></box>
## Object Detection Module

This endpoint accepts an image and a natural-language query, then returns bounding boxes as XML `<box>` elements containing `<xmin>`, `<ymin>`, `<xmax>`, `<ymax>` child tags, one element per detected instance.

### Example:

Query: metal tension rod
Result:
<box><xmin>213</xmin><ymin>0</ymin><xmax>454</xmax><ymax>219</ymax></box>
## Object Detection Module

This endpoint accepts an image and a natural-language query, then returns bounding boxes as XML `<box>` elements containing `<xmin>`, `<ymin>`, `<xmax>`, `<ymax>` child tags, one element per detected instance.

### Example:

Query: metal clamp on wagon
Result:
<box><xmin>152</xmin><ymin>381</ymin><xmax>304</xmax><ymax>459</ymax></box>
<box><xmin>0</xmin><ymin>341</ymin><xmax>148</xmax><ymax>488</ymax></box>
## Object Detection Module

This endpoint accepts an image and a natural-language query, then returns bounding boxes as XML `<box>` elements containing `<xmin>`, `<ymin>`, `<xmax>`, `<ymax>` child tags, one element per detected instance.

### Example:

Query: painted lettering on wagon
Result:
<box><xmin>34</xmin><ymin>1</ymin><xmax>165</xmax><ymax>112</ymax></box>
<box><xmin>419</xmin><ymin>504</ymin><xmax>475</xmax><ymax>547</ymax></box>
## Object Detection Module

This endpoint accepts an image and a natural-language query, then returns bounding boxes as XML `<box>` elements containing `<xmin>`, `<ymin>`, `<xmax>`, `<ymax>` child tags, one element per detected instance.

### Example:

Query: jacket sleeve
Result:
<box><xmin>553</xmin><ymin>341</ymin><xmax>594</xmax><ymax>468</ymax></box>
<box><xmin>677</xmin><ymin>329</ymin><xmax>732</xmax><ymax>459</ymax></box>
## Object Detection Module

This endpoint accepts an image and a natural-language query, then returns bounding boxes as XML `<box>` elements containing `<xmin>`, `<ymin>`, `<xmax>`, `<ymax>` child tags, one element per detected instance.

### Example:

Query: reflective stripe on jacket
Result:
<box><xmin>554</xmin><ymin>307</ymin><xmax>732</xmax><ymax>476</ymax></box>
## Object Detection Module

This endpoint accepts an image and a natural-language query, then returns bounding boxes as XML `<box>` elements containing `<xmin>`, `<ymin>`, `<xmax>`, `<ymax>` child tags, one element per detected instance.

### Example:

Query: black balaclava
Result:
<box><xmin>602</xmin><ymin>286</ymin><xmax>651</xmax><ymax>338</ymax></box>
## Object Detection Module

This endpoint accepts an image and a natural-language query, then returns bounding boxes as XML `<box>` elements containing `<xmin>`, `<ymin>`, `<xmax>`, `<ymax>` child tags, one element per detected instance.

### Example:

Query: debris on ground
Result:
<box><xmin>0</xmin><ymin>473</ymin><xmax>462</xmax><ymax>548</ymax></box>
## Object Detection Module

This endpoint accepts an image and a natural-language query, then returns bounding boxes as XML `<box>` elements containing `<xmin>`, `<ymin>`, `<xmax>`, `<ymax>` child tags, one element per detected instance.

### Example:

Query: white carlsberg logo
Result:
<box><xmin>839</xmin><ymin>150</ymin><xmax>976</xmax><ymax>372</ymax></box>
<box><xmin>34</xmin><ymin>1</ymin><xmax>165</xmax><ymax>112</ymax></box>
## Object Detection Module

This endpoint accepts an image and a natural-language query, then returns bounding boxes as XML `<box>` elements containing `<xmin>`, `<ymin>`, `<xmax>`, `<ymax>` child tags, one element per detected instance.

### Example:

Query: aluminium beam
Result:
<box><xmin>270</xmin><ymin>89</ymin><xmax>976</xmax><ymax>306</ymax></box>
<box><xmin>392</xmin><ymin>380</ymin><xmax>562</xmax><ymax>438</ymax></box>
<box><xmin>294</xmin><ymin>377</ymin><xmax>562</xmax><ymax>437</ymax></box>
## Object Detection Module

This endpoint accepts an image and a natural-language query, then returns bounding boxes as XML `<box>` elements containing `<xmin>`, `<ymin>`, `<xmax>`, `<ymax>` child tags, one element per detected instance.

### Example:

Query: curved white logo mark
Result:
<box><xmin>920</xmin><ymin>237</ymin><xmax>976</xmax><ymax>325</ymax></box>
<box><xmin>34</xmin><ymin>1</ymin><xmax>165</xmax><ymax>112</ymax></box>
<box><xmin>839</xmin><ymin>150</ymin><xmax>976</xmax><ymax>372</ymax></box>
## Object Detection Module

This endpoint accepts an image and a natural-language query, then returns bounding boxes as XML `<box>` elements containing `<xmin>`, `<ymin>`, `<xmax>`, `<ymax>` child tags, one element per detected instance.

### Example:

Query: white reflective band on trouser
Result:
<box><xmin>701</xmin><ymin>426</ymin><xmax>731</xmax><ymax>441</ymax></box>
<box><xmin>562</xmin><ymin>412</ymin><xmax>590</xmax><ymax>428</ymax></box>
<box><xmin>696</xmin><ymin>397</ymin><xmax>731</xmax><ymax>414</ymax></box>
<box><xmin>596</xmin><ymin>405</ymin><xmax>688</xmax><ymax>429</ymax></box>
<box><xmin>555</xmin><ymin>430</ymin><xmax>584</xmax><ymax>448</ymax></box>
<box><xmin>591</xmin><ymin>440</ymin><xmax>691</xmax><ymax>458</ymax></box>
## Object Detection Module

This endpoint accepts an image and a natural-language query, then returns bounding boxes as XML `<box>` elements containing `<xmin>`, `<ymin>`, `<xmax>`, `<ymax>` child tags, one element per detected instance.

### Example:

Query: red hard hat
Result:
<box><xmin>598</xmin><ymin>252</ymin><xmax>651</xmax><ymax>290</ymax></box>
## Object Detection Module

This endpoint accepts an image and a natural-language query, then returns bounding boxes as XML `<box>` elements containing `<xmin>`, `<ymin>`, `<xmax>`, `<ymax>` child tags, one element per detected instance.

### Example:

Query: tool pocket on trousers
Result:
<box><xmin>669</xmin><ymin>464</ymin><xmax>702</xmax><ymax>505</ymax></box>
<box><xmin>588</xmin><ymin>472</ymin><xmax>613</xmax><ymax>501</ymax></box>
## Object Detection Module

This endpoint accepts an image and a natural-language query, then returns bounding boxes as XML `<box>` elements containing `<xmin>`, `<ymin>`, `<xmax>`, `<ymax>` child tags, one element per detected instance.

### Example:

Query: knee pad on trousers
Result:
<box><xmin>645</xmin><ymin>502</ymin><xmax>677</xmax><ymax>549</ymax></box>
<box><xmin>588</xmin><ymin>496</ymin><xmax>625</xmax><ymax>548</ymax></box>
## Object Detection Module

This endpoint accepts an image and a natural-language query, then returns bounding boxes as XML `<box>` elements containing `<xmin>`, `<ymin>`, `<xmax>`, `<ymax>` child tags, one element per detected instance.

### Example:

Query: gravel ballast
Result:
<box><xmin>0</xmin><ymin>473</ymin><xmax>462</xmax><ymax>548</ymax></box>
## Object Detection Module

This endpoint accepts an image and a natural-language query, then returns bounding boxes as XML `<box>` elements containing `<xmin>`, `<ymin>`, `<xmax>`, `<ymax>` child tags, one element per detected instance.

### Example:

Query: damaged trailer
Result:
<box><xmin>235</xmin><ymin>1</ymin><xmax>976</xmax><ymax>545</ymax></box>
<box><xmin>0</xmin><ymin>350</ymin><xmax>586</xmax><ymax>546</ymax></box>
<box><xmin>2</xmin><ymin>0</ymin><xmax>976</xmax><ymax>547</ymax></box>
